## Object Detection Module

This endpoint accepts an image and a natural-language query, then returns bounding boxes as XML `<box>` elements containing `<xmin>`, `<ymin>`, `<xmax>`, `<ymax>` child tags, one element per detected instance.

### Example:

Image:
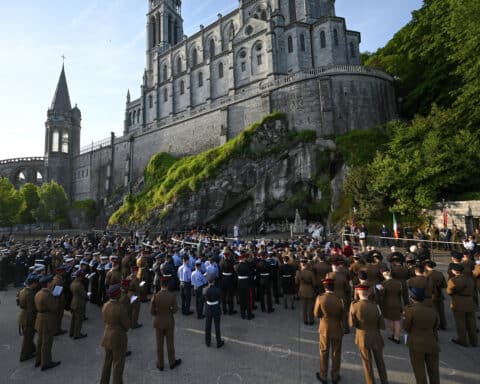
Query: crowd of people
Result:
<box><xmin>342</xmin><ymin>221</ymin><xmax>480</xmax><ymax>254</ymax></box>
<box><xmin>1</xmin><ymin>229</ymin><xmax>480</xmax><ymax>384</ymax></box>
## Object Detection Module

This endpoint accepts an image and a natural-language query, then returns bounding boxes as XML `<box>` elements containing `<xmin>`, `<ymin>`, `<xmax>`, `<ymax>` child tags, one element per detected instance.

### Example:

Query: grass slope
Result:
<box><xmin>109</xmin><ymin>112</ymin><xmax>316</xmax><ymax>225</ymax></box>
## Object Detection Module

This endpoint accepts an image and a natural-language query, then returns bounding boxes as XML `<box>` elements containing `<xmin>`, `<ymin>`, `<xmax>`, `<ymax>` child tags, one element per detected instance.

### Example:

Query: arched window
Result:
<box><xmin>261</xmin><ymin>10</ymin><xmax>267</xmax><ymax>21</ymax></box>
<box><xmin>164</xmin><ymin>88</ymin><xmax>168</xmax><ymax>102</ymax></box>
<box><xmin>320</xmin><ymin>31</ymin><xmax>326</xmax><ymax>48</ymax></box>
<box><xmin>168</xmin><ymin>15</ymin><xmax>173</xmax><ymax>45</ymax></box>
<box><xmin>138</xmin><ymin>109</ymin><xmax>141</xmax><ymax>123</ymax></box>
<box><xmin>300</xmin><ymin>34</ymin><xmax>306</xmax><ymax>52</ymax></box>
<box><xmin>151</xmin><ymin>17</ymin><xmax>157</xmax><ymax>48</ymax></box>
<box><xmin>128</xmin><ymin>112</ymin><xmax>132</xmax><ymax>126</ymax></box>
<box><xmin>36</xmin><ymin>171</ymin><xmax>43</xmax><ymax>183</ymax></box>
<box><xmin>61</xmin><ymin>132</ymin><xmax>69</xmax><ymax>153</ymax></box>
<box><xmin>163</xmin><ymin>65</ymin><xmax>168</xmax><ymax>81</ymax></box>
<box><xmin>198</xmin><ymin>71</ymin><xmax>203</xmax><ymax>87</ymax></box>
<box><xmin>133</xmin><ymin>110</ymin><xmax>136</xmax><ymax>124</ymax></box>
<box><xmin>287</xmin><ymin>36</ymin><xmax>293</xmax><ymax>53</ymax></box>
<box><xmin>333</xmin><ymin>29</ymin><xmax>339</xmax><ymax>46</ymax></box>
<box><xmin>350</xmin><ymin>42</ymin><xmax>356</xmax><ymax>58</ymax></box>
<box><xmin>18</xmin><ymin>171</ymin><xmax>26</xmax><ymax>182</ymax></box>
<box><xmin>218</xmin><ymin>62</ymin><xmax>224</xmax><ymax>79</ymax></box>
<box><xmin>209</xmin><ymin>39</ymin><xmax>215</xmax><ymax>59</ymax></box>
<box><xmin>174</xmin><ymin>20</ymin><xmax>178</xmax><ymax>44</ymax></box>
<box><xmin>289</xmin><ymin>0</ymin><xmax>296</xmax><ymax>23</ymax></box>
<box><xmin>192</xmin><ymin>48</ymin><xmax>198</xmax><ymax>66</ymax></box>
<box><xmin>149</xmin><ymin>95</ymin><xmax>153</xmax><ymax>108</ymax></box>
<box><xmin>228</xmin><ymin>25</ymin><xmax>235</xmax><ymax>41</ymax></box>
<box><xmin>180</xmin><ymin>80</ymin><xmax>185</xmax><ymax>95</ymax></box>
<box><xmin>52</xmin><ymin>131</ymin><xmax>59</xmax><ymax>152</ymax></box>
<box><xmin>177</xmin><ymin>57</ymin><xmax>182</xmax><ymax>73</ymax></box>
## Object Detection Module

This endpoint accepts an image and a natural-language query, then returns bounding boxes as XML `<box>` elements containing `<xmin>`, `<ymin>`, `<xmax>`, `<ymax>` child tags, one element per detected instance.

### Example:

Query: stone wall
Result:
<box><xmin>426</xmin><ymin>200</ymin><xmax>480</xmax><ymax>235</ymax></box>
<box><xmin>71</xmin><ymin>68</ymin><xmax>396</xmax><ymax>205</ymax></box>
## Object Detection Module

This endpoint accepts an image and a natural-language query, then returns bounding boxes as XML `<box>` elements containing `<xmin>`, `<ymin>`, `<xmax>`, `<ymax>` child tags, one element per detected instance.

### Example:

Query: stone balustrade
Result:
<box><xmin>0</xmin><ymin>157</ymin><xmax>45</xmax><ymax>165</ymax></box>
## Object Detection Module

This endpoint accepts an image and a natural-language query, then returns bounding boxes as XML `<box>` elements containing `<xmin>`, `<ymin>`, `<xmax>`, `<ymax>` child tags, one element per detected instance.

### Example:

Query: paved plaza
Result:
<box><xmin>1</xmin><ymin>263</ymin><xmax>479</xmax><ymax>384</ymax></box>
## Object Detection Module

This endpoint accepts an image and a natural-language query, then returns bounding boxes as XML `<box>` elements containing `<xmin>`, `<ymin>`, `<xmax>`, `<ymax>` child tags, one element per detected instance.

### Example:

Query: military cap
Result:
<box><xmin>405</xmin><ymin>254</ymin><xmax>415</xmax><ymax>262</ymax></box>
<box><xmin>322</xmin><ymin>278</ymin><xmax>335</xmax><ymax>286</ymax></box>
<box><xmin>110</xmin><ymin>255</ymin><xmax>119</xmax><ymax>260</ymax></box>
<box><xmin>107</xmin><ymin>284</ymin><xmax>121</xmax><ymax>297</ymax></box>
<box><xmin>55</xmin><ymin>266</ymin><xmax>67</xmax><ymax>274</ymax></box>
<box><xmin>409</xmin><ymin>286</ymin><xmax>425</xmax><ymax>301</ymax></box>
<box><xmin>100</xmin><ymin>255</ymin><xmax>108</xmax><ymax>260</ymax></box>
<box><xmin>93</xmin><ymin>252</ymin><xmax>100</xmax><ymax>257</ymax></box>
<box><xmin>424</xmin><ymin>260</ymin><xmax>436</xmax><ymax>268</ymax></box>
<box><xmin>25</xmin><ymin>273</ymin><xmax>39</xmax><ymax>285</ymax></box>
<box><xmin>390</xmin><ymin>255</ymin><xmax>401</xmax><ymax>262</ymax></box>
<box><xmin>450</xmin><ymin>263</ymin><xmax>464</xmax><ymax>272</ymax></box>
<box><xmin>64</xmin><ymin>257</ymin><xmax>74</xmax><ymax>263</ymax></box>
<box><xmin>195</xmin><ymin>259</ymin><xmax>202</xmax><ymax>265</ymax></box>
<box><xmin>451</xmin><ymin>251</ymin><xmax>463</xmax><ymax>261</ymax></box>
<box><xmin>33</xmin><ymin>264</ymin><xmax>46</xmax><ymax>273</ymax></box>
<box><xmin>358</xmin><ymin>270</ymin><xmax>368</xmax><ymax>281</ymax></box>
<box><xmin>39</xmin><ymin>274</ymin><xmax>53</xmax><ymax>285</ymax></box>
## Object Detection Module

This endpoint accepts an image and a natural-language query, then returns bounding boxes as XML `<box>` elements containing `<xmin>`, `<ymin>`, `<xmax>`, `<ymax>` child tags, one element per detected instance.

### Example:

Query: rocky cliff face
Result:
<box><xmin>108</xmin><ymin>114</ymin><xmax>346</xmax><ymax>233</ymax></box>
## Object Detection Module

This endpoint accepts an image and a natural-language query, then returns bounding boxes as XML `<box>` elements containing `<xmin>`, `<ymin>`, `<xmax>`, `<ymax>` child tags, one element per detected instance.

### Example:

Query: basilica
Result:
<box><xmin>0</xmin><ymin>0</ymin><xmax>396</xmax><ymax>206</ymax></box>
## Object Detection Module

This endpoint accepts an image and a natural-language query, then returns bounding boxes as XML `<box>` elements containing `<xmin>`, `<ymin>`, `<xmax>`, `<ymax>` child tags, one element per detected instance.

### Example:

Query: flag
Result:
<box><xmin>442</xmin><ymin>206</ymin><xmax>448</xmax><ymax>227</ymax></box>
<box><xmin>393</xmin><ymin>213</ymin><xmax>399</xmax><ymax>239</ymax></box>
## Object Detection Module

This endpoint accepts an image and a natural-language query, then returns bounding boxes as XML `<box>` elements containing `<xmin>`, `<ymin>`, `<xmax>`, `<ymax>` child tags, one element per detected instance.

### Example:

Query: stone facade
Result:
<box><xmin>0</xmin><ymin>0</ymin><xmax>397</xmax><ymax>211</ymax></box>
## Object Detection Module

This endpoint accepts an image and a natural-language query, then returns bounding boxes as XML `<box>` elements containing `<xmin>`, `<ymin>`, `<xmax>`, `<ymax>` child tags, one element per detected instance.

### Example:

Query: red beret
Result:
<box><xmin>322</xmin><ymin>278</ymin><xmax>335</xmax><ymax>286</ymax></box>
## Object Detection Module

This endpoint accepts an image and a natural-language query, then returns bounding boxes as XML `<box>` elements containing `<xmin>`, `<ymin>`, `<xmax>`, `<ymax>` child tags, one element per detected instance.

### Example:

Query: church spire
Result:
<box><xmin>50</xmin><ymin>64</ymin><xmax>72</xmax><ymax>114</ymax></box>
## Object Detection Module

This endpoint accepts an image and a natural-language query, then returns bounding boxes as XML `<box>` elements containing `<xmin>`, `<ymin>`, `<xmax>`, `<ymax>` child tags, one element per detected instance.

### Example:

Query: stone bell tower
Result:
<box><xmin>44</xmin><ymin>64</ymin><xmax>81</xmax><ymax>198</ymax></box>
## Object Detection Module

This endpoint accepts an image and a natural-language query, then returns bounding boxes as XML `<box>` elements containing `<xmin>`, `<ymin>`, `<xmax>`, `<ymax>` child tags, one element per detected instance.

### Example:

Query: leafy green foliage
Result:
<box><xmin>110</xmin><ymin>112</ymin><xmax>290</xmax><ymax>225</ymax></box>
<box><xmin>337</xmin><ymin>0</ymin><xmax>480</xmax><ymax>222</ymax></box>
<box><xmin>35</xmin><ymin>181</ymin><xmax>69</xmax><ymax>224</ymax></box>
<box><xmin>71</xmin><ymin>199</ymin><xmax>97</xmax><ymax>221</ymax></box>
<box><xmin>335</xmin><ymin>125</ymin><xmax>392</xmax><ymax>167</ymax></box>
<box><xmin>144</xmin><ymin>152</ymin><xmax>178</xmax><ymax>189</ymax></box>
<box><xmin>365</xmin><ymin>0</ymin><xmax>457</xmax><ymax>118</ymax></box>
<box><xmin>18</xmin><ymin>183</ymin><xmax>40</xmax><ymax>224</ymax></box>
<box><xmin>0</xmin><ymin>177</ymin><xmax>23</xmax><ymax>226</ymax></box>
<box><xmin>370</xmin><ymin>107</ymin><xmax>480</xmax><ymax>215</ymax></box>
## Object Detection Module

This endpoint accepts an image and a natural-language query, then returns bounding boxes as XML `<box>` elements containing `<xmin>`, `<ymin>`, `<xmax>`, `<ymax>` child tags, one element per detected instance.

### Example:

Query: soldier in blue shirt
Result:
<box><xmin>177</xmin><ymin>255</ymin><xmax>193</xmax><ymax>315</ymax></box>
<box><xmin>203</xmin><ymin>273</ymin><xmax>224</xmax><ymax>348</ymax></box>
<box><xmin>191</xmin><ymin>260</ymin><xmax>208</xmax><ymax>319</ymax></box>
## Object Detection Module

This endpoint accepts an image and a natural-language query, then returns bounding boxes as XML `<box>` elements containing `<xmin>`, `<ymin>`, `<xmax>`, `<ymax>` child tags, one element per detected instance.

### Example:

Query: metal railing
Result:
<box><xmin>79</xmin><ymin>137</ymin><xmax>111</xmax><ymax>155</ymax></box>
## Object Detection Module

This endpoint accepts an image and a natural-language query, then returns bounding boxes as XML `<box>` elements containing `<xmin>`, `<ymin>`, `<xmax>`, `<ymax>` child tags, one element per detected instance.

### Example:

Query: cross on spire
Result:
<box><xmin>61</xmin><ymin>54</ymin><xmax>66</xmax><ymax>64</ymax></box>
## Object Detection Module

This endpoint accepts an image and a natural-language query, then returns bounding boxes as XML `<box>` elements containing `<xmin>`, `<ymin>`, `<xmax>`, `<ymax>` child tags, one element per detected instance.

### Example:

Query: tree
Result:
<box><xmin>365</xmin><ymin>0</ymin><xmax>457</xmax><ymax>118</ymax></box>
<box><xmin>18</xmin><ymin>183</ymin><xmax>40</xmax><ymax>224</ymax></box>
<box><xmin>369</xmin><ymin>107</ymin><xmax>480</xmax><ymax>215</ymax></box>
<box><xmin>35</xmin><ymin>181</ymin><xmax>69</xmax><ymax>224</ymax></box>
<box><xmin>0</xmin><ymin>177</ymin><xmax>23</xmax><ymax>227</ymax></box>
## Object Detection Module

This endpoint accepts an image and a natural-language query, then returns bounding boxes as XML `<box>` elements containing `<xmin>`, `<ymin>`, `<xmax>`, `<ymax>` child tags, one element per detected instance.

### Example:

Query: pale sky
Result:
<box><xmin>0</xmin><ymin>0</ymin><xmax>423</xmax><ymax>159</ymax></box>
